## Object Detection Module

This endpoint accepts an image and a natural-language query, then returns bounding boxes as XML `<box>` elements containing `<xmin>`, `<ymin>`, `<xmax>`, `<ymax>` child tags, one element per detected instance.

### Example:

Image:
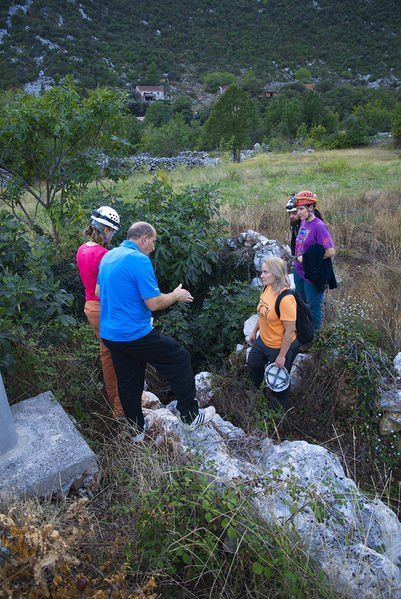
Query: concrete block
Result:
<box><xmin>0</xmin><ymin>392</ymin><xmax>99</xmax><ymax>498</ymax></box>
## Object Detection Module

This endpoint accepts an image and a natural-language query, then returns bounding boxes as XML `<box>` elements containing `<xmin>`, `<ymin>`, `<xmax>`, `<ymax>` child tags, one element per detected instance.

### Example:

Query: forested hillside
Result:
<box><xmin>1</xmin><ymin>0</ymin><xmax>401</xmax><ymax>90</ymax></box>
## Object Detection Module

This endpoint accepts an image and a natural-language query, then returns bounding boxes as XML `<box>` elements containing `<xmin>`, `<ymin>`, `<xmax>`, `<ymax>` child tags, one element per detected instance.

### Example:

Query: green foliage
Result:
<box><xmin>134</xmin><ymin>178</ymin><xmax>227</xmax><ymax>290</ymax></box>
<box><xmin>295</xmin><ymin>67</ymin><xmax>312</xmax><ymax>82</ymax></box>
<box><xmin>240</xmin><ymin>70</ymin><xmax>262</xmax><ymax>96</ymax></box>
<box><xmin>1</xmin><ymin>1</ymin><xmax>400</xmax><ymax>91</ymax></box>
<box><xmin>120</xmin><ymin>462</ymin><xmax>333</xmax><ymax>598</ymax></box>
<box><xmin>0</xmin><ymin>212</ymin><xmax>74</xmax><ymax>371</ymax></box>
<box><xmin>311</xmin><ymin>317</ymin><xmax>390</xmax><ymax>413</ymax></box>
<box><xmin>141</xmin><ymin>115</ymin><xmax>197</xmax><ymax>156</ymax></box>
<box><xmin>141</xmin><ymin>60</ymin><xmax>161</xmax><ymax>85</ymax></box>
<box><xmin>202</xmin><ymin>71</ymin><xmax>237</xmax><ymax>92</ymax></box>
<box><xmin>159</xmin><ymin>282</ymin><xmax>260</xmax><ymax>368</ymax></box>
<box><xmin>4</xmin><ymin>322</ymin><xmax>101</xmax><ymax>412</ymax></box>
<box><xmin>391</xmin><ymin>102</ymin><xmax>401</xmax><ymax>145</ymax></box>
<box><xmin>202</xmin><ymin>85</ymin><xmax>258</xmax><ymax>161</ymax></box>
<box><xmin>0</xmin><ymin>78</ymin><xmax>128</xmax><ymax>241</ymax></box>
<box><xmin>171</xmin><ymin>96</ymin><xmax>194</xmax><ymax>123</ymax></box>
<box><xmin>143</xmin><ymin>101</ymin><xmax>172</xmax><ymax>127</ymax></box>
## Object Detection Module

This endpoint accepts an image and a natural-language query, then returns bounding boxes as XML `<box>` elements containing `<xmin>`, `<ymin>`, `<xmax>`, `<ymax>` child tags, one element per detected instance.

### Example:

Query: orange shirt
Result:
<box><xmin>257</xmin><ymin>286</ymin><xmax>296</xmax><ymax>348</ymax></box>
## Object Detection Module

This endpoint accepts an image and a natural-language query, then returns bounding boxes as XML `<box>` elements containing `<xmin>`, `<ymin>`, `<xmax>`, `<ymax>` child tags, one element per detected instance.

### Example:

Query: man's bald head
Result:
<box><xmin>127</xmin><ymin>222</ymin><xmax>156</xmax><ymax>241</ymax></box>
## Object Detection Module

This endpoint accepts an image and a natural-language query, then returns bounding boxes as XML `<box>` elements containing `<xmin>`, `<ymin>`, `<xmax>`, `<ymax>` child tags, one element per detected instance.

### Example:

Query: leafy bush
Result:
<box><xmin>202</xmin><ymin>71</ymin><xmax>237</xmax><ymax>92</ymax></box>
<box><xmin>159</xmin><ymin>281</ymin><xmax>260</xmax><ymax>368</ymax></box>
<box><xmin>134</xmin><ymin>178</ymin><xmax>228</xmax><ymax>291</ymax></box>
<box><xmin>0</xmin><ymin>212</ymin><xmax>74</xmax><ymax>370</ymax></box>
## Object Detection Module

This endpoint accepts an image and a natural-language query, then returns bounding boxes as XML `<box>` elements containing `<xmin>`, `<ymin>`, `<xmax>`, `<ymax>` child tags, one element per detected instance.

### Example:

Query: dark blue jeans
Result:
<box><xmin>293</xmin><ymin>269</ymin><xmax>325</xmax><ymax>330</ymax></box>
<box><xmin>248</xmin><ymin>336</ymin><xmax>300</xmax><ymax>410</ymax></box>
<box><xmin>103</xmin><ymin>330</ymin><xmax>198</xmax><ymax>430</ymax></box>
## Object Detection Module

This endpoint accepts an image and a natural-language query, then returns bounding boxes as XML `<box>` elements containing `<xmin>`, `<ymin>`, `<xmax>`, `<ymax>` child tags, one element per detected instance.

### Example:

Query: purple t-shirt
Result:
<box><xmin>294</xmin><ymin>218</ymin><xmax>334</xmax><ymax>281</ymax></box>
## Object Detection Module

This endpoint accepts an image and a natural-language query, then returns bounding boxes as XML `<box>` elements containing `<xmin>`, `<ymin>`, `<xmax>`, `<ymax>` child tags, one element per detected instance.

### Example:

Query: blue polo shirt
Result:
<box><xmin>97</xmin><ymin>240</ymin><xmax>161</xmax><ymax>341</ymax></box>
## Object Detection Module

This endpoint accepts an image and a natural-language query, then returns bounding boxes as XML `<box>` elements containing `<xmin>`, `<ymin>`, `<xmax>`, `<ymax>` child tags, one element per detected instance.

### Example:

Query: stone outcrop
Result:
<box><xmin>141</xmin><ymin>402</ymin><xmax>401</xmax><ymax>599</ymax></box>
<box><xmin>377</xmin><ymin>353</ymin><xmax>401</xmax><ymax>434</ymax></box>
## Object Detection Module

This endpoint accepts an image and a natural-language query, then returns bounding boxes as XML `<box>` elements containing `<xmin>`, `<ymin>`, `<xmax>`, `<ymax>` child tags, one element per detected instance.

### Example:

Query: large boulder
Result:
<box><xmin>377</xmin><ymin>389</ymin><xmax>401</xmax><ymax>434</ymax></box>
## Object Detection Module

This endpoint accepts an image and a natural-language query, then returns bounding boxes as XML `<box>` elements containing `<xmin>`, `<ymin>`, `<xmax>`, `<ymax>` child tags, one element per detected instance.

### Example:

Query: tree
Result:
<box><xmin>202</xmin><ymin>86</ymin><xmax>258</xmax><ymax>162</ymax></box>
<box><xmin>241</xmin><ymin>70</ymin><xmax>262</xmax><ymax>96</ymax></box>
<box><xmin>144</xmin><ymin>101</ymin><xmax>172</xmax><ymax>127</ymax></box>
<box><xmin>141</xmin><ymin>115</ymin><xmax>196</xmax><ymax>156</ymax></box>
<box><xmin>0</xmin><ymin>78</ymin><xmax>128</xmax><ymax>242</ymax></box>
<box><xmin>295</xmin><ymin>67</ymin><xmax>312</xmax><ymax>83</ymax></box>
<box><xmin>141</xmin><ymin>61</ymin><xmax>161</xmax><ymax>85</ymax></box>
<box><xmin>391</xmin><ymin>102</ymin><xmax>401</xmax><ymax>146</ymax></box>
<box><xmin>172</xmin><ymin>96</ymin><xmax>193</xmax><ymax>124</ymax></box>
<box><xmin>202</xmin><ymin>72</ymin><xmax>237</xmax><ymax>93</ymax></box>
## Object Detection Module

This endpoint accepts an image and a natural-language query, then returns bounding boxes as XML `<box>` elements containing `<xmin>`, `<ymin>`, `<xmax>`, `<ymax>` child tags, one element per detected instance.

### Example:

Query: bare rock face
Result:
<box><xmin>195</xmin><ymin>372</ymin><xmax>213</xmax><ymax>406</ymax></box>
<box><xmin>141</xmin><ymin>400</ymin><xmax>401</xmax><ymax>599</ymax></box>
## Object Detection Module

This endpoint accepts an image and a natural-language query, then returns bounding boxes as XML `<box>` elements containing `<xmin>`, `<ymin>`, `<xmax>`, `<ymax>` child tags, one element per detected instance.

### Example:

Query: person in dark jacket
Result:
<box><xmin>285</xmin><ymin>194</ymin><xmax>301</xmax><ymax>256</ymax></box>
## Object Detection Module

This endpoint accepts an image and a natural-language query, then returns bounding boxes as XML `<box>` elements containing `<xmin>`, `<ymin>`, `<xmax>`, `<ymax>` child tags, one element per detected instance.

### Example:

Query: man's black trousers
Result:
<box><xmin>103</xmin><ymin>330</ymin><xmax>198</xmax><ymax>430</ymax></box>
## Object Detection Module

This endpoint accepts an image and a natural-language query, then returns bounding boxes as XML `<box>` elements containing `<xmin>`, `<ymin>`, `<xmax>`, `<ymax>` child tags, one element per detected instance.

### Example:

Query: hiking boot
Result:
<box><xmin>131</xmin><ymin>418</ymin><xmax>150</xmax><ymax>443</ymax></box>
<box><xmin>184</xmin><ymin>406</ymin><xmax>216</xmax><ymax>430</ymax></box>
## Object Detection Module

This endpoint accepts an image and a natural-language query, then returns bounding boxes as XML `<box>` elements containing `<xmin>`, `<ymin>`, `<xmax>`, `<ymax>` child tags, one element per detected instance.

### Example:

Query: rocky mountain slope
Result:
<box><xmin>0</xmin><ymin>0</ymin><xmax>401</xmax><ymax>91</ymax></box>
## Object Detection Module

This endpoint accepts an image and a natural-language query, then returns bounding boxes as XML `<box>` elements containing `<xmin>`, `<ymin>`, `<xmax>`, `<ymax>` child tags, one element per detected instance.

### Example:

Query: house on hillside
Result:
<box><xmin>135</xmin><ymin>85</ymin><xmax>165</xmax><ymax>102</ymax></box>
<box><xmin>303</xmin><ymin>83</ymin><xmax>316</xmax><ymax>91</ymax></box>
<box><xmin>258</xmin><ymin>84</ymin><xmax>279</xmax><ymax>98</ymax></box>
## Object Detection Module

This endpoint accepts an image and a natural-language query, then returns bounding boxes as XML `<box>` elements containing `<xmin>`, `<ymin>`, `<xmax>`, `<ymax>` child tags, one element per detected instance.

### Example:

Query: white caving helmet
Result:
<box><xmin>285</xmin><ymin>193</ymin><xmax>297</xmax><ymax>213</ymax></box>
<box><xmin>91</xmin><ymin>206</ymin><xmax>120</xmax><ymax>231</ymax></box>
<box><xmin>264</xmin><ymin>363</ymin><xmax>291</xmax><ymax>392</ymax></box>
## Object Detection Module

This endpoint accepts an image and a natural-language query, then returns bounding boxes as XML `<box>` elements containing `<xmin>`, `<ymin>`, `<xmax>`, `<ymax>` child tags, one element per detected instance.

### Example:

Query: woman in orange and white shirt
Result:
<box><xmin>248</xmin><ymin>257</ymin><xmax>300</xmax><ymax>410</ymax></box>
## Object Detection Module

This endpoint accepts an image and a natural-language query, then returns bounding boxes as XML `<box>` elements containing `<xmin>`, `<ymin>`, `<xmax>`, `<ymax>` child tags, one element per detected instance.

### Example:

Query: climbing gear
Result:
<box><xmin>264</xmin><ymin>363</ymin><xmax>291</xmax><ymax>392</ymax></box>
<box><xmin>285</xmin><ymin>193</ymin><xmax>297</xmax><ymax>212</ymax></box>
<box><xmin>294</xmin><ymin>190</ymin><xmax>318</xmax><ymax>207</ymax></box>
<box><xmin>91</xmin><ymin>206</ymin><xmax>120</xmax><ymax>230</ymax></box>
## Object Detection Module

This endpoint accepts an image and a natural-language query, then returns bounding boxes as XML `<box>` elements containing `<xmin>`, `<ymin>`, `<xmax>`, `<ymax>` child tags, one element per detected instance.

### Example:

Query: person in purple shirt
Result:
<box><xmin>293</xmin><ymin>190</ymin><xmax>335</xmax><ymax>330</ymax></box>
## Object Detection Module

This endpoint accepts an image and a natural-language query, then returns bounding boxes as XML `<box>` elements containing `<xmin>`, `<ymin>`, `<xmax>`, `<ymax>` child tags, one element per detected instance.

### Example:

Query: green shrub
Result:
<box><xmin>0</xmin><ymin>212</ymin><xmax>74</xmax><ymax>370</ymax></box>
<box><xmin>202</xmin><ymin>71</ymin><xmax>237</xmax><ymax>93</ymax></box>
<box><xmin>134</xmin><ymin>178</ymin><xmax>228</xmax><ymax>291</ymax></box>
<box><xmin>120</xmin><ymin>461</ymin><xmax>334</xmax><ymax>599</ymax></box>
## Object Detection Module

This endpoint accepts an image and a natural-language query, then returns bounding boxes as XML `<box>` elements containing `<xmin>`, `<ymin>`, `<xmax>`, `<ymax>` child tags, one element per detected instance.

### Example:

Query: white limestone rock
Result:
<box><xmin>141</xmin><ymin>403</ymin><xmax>401</xmax><ymax>598</ymax></box>
<box><xmin>195</xmin><ymin>371</ymin><xmax>213</xmax><ymax>406</ymax></box>
<box><xmin>254</xmin><ymin>240</ymin><xmax>291</xmax><ymax>271</ymax></box>
<box><xmin>244</xmin><ymin>314</ymin><xmax>258</xmax><ymax>345</ymax></box>
<box><xmin>142</xmin><ymin>390</ymin><xmax>163</xmax><ymax>410</ymax></box>
<box><xmin>290</xmin><ymin>353</ymin><xmax>312</xmax><ymax>388</ymax></box>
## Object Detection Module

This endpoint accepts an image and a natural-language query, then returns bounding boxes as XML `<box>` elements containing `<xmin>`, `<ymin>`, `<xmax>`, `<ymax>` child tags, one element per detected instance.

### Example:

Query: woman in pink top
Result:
<box><xmin>76</xmin><ymin>206</ymin><xmax>123</xmax><ymax>417</ymax></box>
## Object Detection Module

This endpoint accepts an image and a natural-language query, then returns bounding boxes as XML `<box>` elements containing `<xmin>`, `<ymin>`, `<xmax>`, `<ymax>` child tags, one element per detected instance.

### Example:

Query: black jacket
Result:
<box><xmin>303</xmin><ymin>243</ymin><xmax>337</xmax><ymax>292</ymax></box>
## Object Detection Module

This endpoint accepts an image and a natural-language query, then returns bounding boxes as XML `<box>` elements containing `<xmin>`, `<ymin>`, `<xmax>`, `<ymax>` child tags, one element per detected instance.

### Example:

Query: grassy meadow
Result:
<box><xmin>117</xmin><ymin>146</ymin><xmax>401</xmax><ymax>257</ymax></box>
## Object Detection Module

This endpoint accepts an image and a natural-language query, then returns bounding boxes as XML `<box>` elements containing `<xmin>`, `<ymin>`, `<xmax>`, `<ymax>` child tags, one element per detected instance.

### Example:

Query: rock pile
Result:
<box><xmin>124</xmin><ymin>151</ymin><xmax>221</xmax><ymax>172</ymax></box>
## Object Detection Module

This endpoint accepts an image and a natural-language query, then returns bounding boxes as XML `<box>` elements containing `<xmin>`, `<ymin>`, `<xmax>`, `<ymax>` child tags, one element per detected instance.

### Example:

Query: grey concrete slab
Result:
<box><xmin>0</xmin><ymin>373</ymin><xmax>17</xmax><ymax>455</ymax></box>
<box><xmin>0</xmin><ymin>392</ymin><xmax>99</xmax><ymax>498</ymax></box>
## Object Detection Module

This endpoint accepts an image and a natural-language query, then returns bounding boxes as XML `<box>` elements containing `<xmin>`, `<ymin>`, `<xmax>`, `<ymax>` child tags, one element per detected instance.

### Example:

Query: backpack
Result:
<box><xmin>274</xmin><ymin>289</ymin><xmax>314</xmax><ymax>345</ymax></box>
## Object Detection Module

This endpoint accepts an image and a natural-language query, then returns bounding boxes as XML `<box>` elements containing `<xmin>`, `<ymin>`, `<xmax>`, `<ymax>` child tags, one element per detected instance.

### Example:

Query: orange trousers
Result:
<box><xmin>84</xmin><ymin>301</ymin><xmax>124</xmax><ymax>417</ymax></box>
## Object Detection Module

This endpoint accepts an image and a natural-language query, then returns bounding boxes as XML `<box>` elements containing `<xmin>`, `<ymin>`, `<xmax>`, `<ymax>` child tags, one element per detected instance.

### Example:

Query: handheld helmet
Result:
<box><xmin>264</xmin><ymin>363</ymin><xmax>291</xmax><ymax>392</ymax></box>
<box><xmin>91</xmin><ymin>206</ymin><xmax>120</xmax><ymax>231</ymax></box>
<box><xmin>285</xmin><ymin>193</ymin><xmax>297</xmax><ymax>213</ymax></box>
<box><xmin>294</xmin><ymin>190</ymin><xmax>318</xmax><ymax>207</ymax></box>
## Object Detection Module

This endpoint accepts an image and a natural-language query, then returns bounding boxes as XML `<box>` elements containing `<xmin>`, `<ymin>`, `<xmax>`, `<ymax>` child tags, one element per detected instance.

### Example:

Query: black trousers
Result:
<box><xmin>248</xmin><ymin>336</ymin><xmax>300</xmax><ymax>409</ymax></box>
<box><xmin>103</xmin><ymin>330</ymin><xmax>198</xmax><ymax>429</ymax></box>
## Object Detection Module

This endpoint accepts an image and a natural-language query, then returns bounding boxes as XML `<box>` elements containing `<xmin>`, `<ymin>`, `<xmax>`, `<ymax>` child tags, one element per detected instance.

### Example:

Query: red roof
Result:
<box><xmin>136</xmin><ymin>85</ymin><xmax>163</xmax><ymax>91</ymax></box>
<box><xmin>304</xmin><ymin>83</ymin><xmax>315</xmax><ymax>90</ymax></box>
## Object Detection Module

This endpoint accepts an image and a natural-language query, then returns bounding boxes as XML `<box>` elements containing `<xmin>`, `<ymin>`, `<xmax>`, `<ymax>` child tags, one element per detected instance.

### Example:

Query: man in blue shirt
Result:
<box><xmin>96</xmin><ymin>221</ymin><xmax>215</xmax><ymax>436</ymax></box>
